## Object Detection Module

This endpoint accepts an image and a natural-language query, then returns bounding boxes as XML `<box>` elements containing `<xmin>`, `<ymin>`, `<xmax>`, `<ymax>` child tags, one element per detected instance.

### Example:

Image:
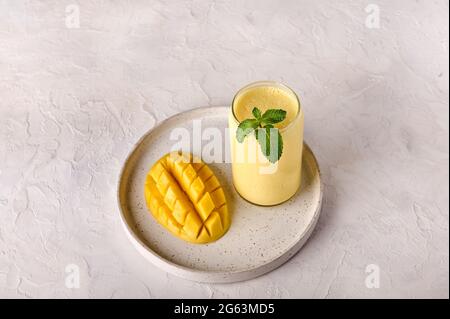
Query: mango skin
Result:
<box><xmin>144</xmin><ymin>152</ymin><xmax>230</xmax><ymax>244</ymax></box>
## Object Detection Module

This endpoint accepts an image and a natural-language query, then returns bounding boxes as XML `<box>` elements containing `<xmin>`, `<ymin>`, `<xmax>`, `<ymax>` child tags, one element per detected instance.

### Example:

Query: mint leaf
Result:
<box><xmin>236</xmin><ymin>119</ymin><xmax>259</xmax><ymax>143</ymax></box>
<box><xmin>235</xmin><ymin>107</ymin><xmax>286</xmax><ymax>163</ymax></box>
<box><xmin>252</xmin><ymin>107</ymin><xmax>262</xmax><ymax>120</ymax></box>
<box><xmin>261</xmin><ymin>109</ymin><xmax>287</xmax><ymax>125</ymax></box>
<box><xmin>255</xmin><ymin>125</ymin><xmax>283</xmax><ymax>163</ymax></box>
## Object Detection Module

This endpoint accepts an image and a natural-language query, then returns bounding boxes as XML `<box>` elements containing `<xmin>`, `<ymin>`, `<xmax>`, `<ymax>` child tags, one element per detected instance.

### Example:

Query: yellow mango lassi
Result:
<box><xmin>228</xmin><ymin>81</ymin><xmax>304</xmax><ymax>206</ymax></box>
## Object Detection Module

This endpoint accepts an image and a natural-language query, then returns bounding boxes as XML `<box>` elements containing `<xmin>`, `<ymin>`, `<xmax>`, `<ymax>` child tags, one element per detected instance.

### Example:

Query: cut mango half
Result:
<box><xmin>144</xmin><ymin>152</ymin><xmax>230</xmax><ymax>244</ymax></box>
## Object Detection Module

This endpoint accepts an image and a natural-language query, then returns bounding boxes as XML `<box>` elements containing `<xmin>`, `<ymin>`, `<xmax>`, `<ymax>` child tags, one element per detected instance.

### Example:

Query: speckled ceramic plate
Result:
<box><xmin>117</xmin><ymin>106</ymin><xmax>322</xmax><ymax>283</ymax></box>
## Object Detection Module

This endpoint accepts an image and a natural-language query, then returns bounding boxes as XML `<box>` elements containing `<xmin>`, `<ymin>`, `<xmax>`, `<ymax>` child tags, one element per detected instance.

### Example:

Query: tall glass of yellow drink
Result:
<box><xmin>228</xmin><ymin>81</ymin><xmax>304</xmax><ymax>206</ymax></box>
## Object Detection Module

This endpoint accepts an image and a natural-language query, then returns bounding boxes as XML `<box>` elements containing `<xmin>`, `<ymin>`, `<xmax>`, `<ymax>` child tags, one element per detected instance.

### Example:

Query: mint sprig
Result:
<box><xmin>236</xmin><ymin>107</ymin><xmax>286</xmax><ymax>163</ymax></box>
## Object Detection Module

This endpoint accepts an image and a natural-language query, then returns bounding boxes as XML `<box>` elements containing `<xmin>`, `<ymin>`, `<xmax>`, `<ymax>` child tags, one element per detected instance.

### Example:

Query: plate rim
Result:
<box><xmin>117</xmin><ymin>106</ymin><xmax>323</xmax><ymax>283</ymax></box>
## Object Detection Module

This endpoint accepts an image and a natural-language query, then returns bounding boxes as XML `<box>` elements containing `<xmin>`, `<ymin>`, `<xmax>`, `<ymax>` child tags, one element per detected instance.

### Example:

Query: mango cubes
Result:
<box><xmin>144</xmin><ymin>152</ymin><xmax>230</xmax><ymax>244</ymax></box>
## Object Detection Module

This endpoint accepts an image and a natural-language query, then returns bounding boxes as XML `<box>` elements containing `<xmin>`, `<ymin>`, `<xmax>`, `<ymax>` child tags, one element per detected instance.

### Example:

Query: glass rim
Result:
<box><xmin>231</xmin><ymin>80</ymin><xmax>302</xmax><ymax>133</ymax></box>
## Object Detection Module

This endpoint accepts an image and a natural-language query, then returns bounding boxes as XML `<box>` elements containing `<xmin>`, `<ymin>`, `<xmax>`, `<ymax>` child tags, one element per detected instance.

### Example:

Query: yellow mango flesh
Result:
<box><xmin>144</xmin><ymin>152</ymin><xmax>230</xmax><ymax>244</ymax></box>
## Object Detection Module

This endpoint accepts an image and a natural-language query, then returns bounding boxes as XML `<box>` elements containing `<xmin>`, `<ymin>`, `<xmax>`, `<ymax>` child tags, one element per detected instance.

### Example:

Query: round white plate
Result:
<box><xmin>117</xmin><ymin>106</ymin><xmax>323</xmax><ymax>283</ymax></box>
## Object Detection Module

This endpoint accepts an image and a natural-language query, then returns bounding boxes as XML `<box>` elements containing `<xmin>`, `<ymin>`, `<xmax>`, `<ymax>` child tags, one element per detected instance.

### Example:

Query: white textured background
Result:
<box><xmin>0</xmin><ymin>0</ymin><xmax>448</xmax><ymax>298</ymax></box>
